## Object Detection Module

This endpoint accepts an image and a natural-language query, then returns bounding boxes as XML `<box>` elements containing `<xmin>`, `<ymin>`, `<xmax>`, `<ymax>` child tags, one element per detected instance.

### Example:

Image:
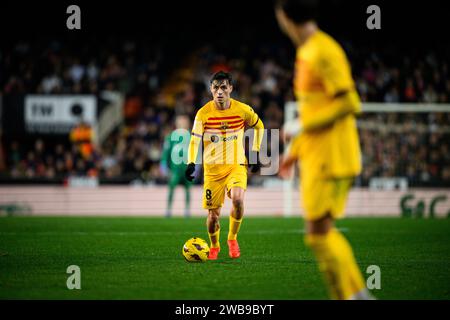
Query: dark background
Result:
<box><xmin>2</xmin><ymin>0</ymin><xmax>448</xmax><ymax>81</ymax></box>
<box><xmin>1</xmin><ymin>0</ymin><xmax>448</xmax><ymax>50</ymax></box>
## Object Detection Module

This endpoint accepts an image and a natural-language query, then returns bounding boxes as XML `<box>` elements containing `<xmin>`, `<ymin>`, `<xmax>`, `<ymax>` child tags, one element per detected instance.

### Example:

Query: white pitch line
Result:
<box><xmin>0</xmin><ymin>228</ymin><xmax>349</xmax><ymax>236</ymax></box>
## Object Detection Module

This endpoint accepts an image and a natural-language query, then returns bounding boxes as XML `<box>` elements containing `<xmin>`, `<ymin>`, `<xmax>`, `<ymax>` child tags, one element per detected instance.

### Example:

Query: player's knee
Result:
<box><xmin>306</xmin><ymin>214</ymin><xmax>333</xmax><ymax>235</ymax></box>
<box><xmin>231</xmin><ymin>197</ymin><xmax>243</xmax><ymax>210</ymax></box>
<box><xmin>304</xmin><ymin>231</ymin><xmax>327</xmax><ymax>251</ymax></box>
<box><xmin>208</xmin><ymin>209</ymin><xmax>220</xmax><ymax>223</ymax></box>
<box><xmin>304</xmin><ymin>216</ymin><xmax>334</xmax><ymax>249</ymax></box>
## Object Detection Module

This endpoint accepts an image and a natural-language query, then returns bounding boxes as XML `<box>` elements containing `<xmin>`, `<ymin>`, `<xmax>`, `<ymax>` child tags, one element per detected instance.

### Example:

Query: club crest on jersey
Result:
<box><xmin>220</xmin><ymin>122</ymin><xmax>229</xmax><ymax>130</ymax></box>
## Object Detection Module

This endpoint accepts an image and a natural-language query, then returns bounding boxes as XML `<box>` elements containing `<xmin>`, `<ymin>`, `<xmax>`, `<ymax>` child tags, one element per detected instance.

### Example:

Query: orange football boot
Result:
<box><xmin>227</xmin><ymin>240</ymin><xmax>240</xmax><ymax>259</ymax></box>
<box><xmin>208</xmin><ymin>247</ymin><xmax>220</xmax><ymax>260</ymax></box>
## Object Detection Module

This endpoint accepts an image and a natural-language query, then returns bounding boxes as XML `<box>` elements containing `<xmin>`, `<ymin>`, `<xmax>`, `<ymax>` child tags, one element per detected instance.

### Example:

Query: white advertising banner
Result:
<box><xmin>0</xmin><ymin>186</ymin><xmax>448</xmax><ymax>217</ymax></box>
<box><xmin>25</xmin><ymin>95</ymin><xmax>97</xmax><ymax>133</ymax></box>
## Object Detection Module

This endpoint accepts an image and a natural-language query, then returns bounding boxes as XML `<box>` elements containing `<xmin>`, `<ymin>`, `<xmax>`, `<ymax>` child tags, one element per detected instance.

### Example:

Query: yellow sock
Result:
<box><xmin>208</xmin><ymin>229</ymin><xmax>220</xmax><ymax>249</ymax></box>
<box><xmin>304</xmin><ymin>228</ymin><xmax>365</xmax><ymax>300</ymax></box>
<box><xmin>228</xmin><ymin>215</ymin><xmax>242</xmax><ymax>240</ymax></box>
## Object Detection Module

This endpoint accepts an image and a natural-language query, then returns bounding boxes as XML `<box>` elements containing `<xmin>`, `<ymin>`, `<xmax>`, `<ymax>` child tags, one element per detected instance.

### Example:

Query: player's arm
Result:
<box><xmin>246</xmin><ymin>106</ymin><xmax>265</xmax><ymax>172</ymax></box>
<box><xmin>186</xmin><ymin>112</ymin><xmax>203</xmax><ymax>181</ymax></box>
<box><xmin>302</xmin><ymin>51</ymin><xmax>361</xmax><ymax>132</ymax></box>
<box><xmin>302</xmin><ymin>90</ymin><xmax>360</xmax><ymax>132</ymax></box>
<box><xmin>278</xmin><ymin>129</ymin><xmax>302</xmax><ymax>179</ymax></box>
<box><xmin>187</xmin><ymin>112</ymin><xmax>203</xmax><ymax>164</ymax></box>
<box><xmin>279</xmin><ymin>116</ymin><xmax>304</xmax><ymax>179</ymax></box>
<box><xmin>249</xmin><ymin>113</ymin><xmax>264</xmax><ymax>152</ymax></box>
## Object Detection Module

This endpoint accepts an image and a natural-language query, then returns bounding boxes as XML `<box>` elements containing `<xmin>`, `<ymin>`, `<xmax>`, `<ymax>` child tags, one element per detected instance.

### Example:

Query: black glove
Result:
<box><xmin>185</xmin><ymin>162</ymin><xmax>195</xmax><ymax>181</ymax></box>
<box><xmin>249</xmin><ymin>152</ymin><xmax>261</xmax><ymax>173</ymax></box>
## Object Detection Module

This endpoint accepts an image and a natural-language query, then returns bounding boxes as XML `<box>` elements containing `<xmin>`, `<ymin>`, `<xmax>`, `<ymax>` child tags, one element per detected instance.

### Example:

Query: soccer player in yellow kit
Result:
<box><xmin>276</xmin><ymin>0</ymin><xmax>373</xmax><ymax>299</ymax></box>
<box><xmin>185</xmin><ymin>71</ymin><xmax>264</xmax><ymax>260</ymax></box>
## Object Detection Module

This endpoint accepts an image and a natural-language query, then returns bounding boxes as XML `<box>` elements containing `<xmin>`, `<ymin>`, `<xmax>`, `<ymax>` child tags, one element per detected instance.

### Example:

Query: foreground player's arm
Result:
<box><xmin>302</xmin><ymin>50</ymin><xmax>361</xmax><ymax>132</ymax></box>
<box><xmin>302</xmin><ymin>90</ymin><xmax>360</xmax><ymax>132</ymax></box>
<box><xmin>279</xmin><ymin>122</ymin><xmax>303</xmax><ymax>179</ymax></box>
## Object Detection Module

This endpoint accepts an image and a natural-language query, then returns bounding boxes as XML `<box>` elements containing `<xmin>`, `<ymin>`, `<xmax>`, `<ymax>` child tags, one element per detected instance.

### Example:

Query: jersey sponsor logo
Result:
<box><xmin>210</xmin><ymin>134</ymin><xmax>238</xmax><ymax>142</ymax></box>
<box><xmin>222</xmin><ymin>135</ymin><xmax>238</xmax><ymax>142</ymax></box>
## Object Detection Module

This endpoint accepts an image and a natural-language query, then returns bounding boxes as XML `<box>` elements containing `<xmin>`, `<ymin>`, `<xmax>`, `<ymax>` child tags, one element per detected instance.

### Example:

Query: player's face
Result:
<box><xmin>176</xmin><ymin>116</ymin><xmax>190</xmax><ymax>130</ymax></box>
<box><xmin>210</xmin><ymin>80</ymin><xmax>233</xmax><ymax>105</ymax></box>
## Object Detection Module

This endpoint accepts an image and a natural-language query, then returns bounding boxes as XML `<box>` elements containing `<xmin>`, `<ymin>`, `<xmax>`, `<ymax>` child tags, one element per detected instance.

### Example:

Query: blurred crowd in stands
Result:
<box><xmin>359</xmin><ymin>113</ymin><xmax>450</xmax><ymax>186</ymax></box>
<box><xmin>1</xmin><ymin>39</ymin><xmax>449</xmax><ymax>186</ymax></box>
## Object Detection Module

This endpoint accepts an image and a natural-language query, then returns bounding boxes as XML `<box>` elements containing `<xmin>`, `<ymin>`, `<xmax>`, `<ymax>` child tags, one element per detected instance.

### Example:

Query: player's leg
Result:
<box><xmin>207</xmin><ymin>207</ymin><xmax>221</xmax><ymax>260</ymax></box>
<box><xmin>203</xmin><ymin>178</ymin><xmax>226</xmax><ymax>259</ymax></box>
<box><xmin>305</xmin><ymin>215</ymin><xmax>370</xmax><ymax>300</ymax></box>
<box><xmin>303</xmin><ymin>178</ymin><xmax>371</xmax><ymax>300</ymax></box>
<box><xmin>166</xmin><ymin>172</ymin><xmax>179</xmax><ymax>218</ymax></box>
<box><xmin>182</xmin><ymin>174</ymin><xmax>192</xmax><ymax>218</ymax></box>
<box><xmin>229</xmin><ymin>187</ymin><xmax>245</xmax><ymax>238</ymax></box>
<box><xmin>225</xmin><ymin>165</ymin><xmax>247</xmax><ymax>258</ymax></box>
<box><xmin>184</xmin><ymin>184</ymin><xmax>191</xmax><ymax>218</ymax></box>
<box><xmin>227</xmin><ymin>187</ymin><xmax>245</xmax><ymax>258</ymax></box>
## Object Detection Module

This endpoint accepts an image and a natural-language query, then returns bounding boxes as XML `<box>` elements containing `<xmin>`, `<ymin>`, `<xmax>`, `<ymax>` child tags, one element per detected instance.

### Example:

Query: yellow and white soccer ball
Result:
<box><xmin>182</xmin><ymin>237</ymin><xmax>210</xmax><ymax>262</ymax></box>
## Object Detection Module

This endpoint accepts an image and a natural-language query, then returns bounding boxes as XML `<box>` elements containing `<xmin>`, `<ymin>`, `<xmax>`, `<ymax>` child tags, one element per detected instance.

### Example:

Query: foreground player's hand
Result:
<box><xmin>278</xmin><ymin>154</ymin><xmax>296</xmax><ymax>179</ymax></box>
<box><xmin>185</xmin><ymin>163</ymin><xmax>195</xmax><ymax>181</ymax></box>
<box><xmin>249</xmin><ymin>152</ymin><xmax>261</xmax><ymax>173</ymax></box>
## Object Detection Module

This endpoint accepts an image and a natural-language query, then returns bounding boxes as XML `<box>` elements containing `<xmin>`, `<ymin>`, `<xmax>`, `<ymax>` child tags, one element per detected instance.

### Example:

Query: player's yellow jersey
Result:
<box><xmin>188</xmin><ymin>99</ymin><xmax>264</xmax><ymax>180</ymax></box>
<box><xmin>293</xmin><ymin>30</ymin><xmax>362</xmax><ymax>178</ymax></box>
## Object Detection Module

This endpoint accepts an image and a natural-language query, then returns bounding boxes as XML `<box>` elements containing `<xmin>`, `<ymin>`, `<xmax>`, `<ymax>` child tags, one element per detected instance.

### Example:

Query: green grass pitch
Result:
<box><xmin>0</xmin><ymin>216</ymin><xmax>449</xmax><ymax>299</ymax></box>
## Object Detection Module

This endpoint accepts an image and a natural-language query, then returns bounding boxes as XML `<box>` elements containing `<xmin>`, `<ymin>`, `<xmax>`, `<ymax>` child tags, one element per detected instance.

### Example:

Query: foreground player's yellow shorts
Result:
<box><xmin>203</xmin><ymin>165</ymin><xmax>247</xmax><ymax>209</ymax></box>
<box><xmin>301</xmin><ymin>174</ymin><xmax>354</xmax><ymax>221</ymax></box>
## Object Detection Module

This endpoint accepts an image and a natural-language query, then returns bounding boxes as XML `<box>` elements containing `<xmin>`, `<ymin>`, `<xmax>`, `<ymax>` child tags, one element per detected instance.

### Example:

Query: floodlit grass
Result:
<box><xmin>0</xmin><ymin>216</ymin><xmax>449</xmax><ymax>299</ymax></box>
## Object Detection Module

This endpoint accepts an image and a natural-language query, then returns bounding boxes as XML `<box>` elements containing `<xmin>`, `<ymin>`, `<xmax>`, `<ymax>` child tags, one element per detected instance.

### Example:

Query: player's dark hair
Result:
<box><xmin>210</xmin><ymin>71</ymin><xmax>233</xmax><ymax>86</ymax></box>
<box><xmin>275</xmin><ymin>0</ymin><xmax>319</xmax><ymax>24</ymax></box>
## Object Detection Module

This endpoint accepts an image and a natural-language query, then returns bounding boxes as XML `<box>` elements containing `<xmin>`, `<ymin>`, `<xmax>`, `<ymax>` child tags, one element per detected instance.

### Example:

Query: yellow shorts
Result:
<box><xmin>203</xmin><ymin>165</ymin><xmax>247</xmax><ymax>209</ymax></box>
<box><xmin>301</xmin><ymin>175</ymin><xmax>354</xmax><ymax>221</ymax></box>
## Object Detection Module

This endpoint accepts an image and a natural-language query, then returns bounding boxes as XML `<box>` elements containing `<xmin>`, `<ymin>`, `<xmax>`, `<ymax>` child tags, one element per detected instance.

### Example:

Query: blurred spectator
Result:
<box><xmin>70</xmin><ymin>120</ymin><xmax>95</xmax><ymax>162</ymax></box>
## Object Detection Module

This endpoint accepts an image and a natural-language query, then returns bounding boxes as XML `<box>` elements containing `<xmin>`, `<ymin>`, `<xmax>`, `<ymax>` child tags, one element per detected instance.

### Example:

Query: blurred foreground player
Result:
<box><xmin>161</xmin><ymin>115</ymin><xmax>192</xmax><ymax>218</ymax></box>
<box><xmin>186</xmin><ymin>71</ymin><xmax>264</xmax><ymax>260</ymax></box>
<box><xmin>275</xmin><ymin>0</ymin><xmax>374</xmax><ymax>299</ymax></box>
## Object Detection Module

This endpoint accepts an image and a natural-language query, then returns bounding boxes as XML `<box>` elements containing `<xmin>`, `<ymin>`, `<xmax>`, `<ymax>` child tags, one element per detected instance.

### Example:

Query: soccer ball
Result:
<box><xmin>182</xmin><ymin>237</ymin><xmax>210</xmax><ymax>262</ymax></box>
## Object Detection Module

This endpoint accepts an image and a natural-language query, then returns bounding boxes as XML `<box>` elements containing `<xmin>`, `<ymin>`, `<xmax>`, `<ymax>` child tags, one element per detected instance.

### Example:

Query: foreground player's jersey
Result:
<box><xmin>294</xmin><ymin>30</ymin><xmax>362</xmax><ymax>178</ymax></box>
<box><xmin>188</xmin><ymin>99</ymin><xmax>264</xmax><ymax>179</ymax></box>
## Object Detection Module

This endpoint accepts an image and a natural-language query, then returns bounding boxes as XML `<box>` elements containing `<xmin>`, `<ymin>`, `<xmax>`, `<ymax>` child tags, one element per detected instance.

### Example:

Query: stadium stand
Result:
<box><xmin>1</xmin><ymin>40</ymin><xmax>449</xmax><ymax>187</ymax></box>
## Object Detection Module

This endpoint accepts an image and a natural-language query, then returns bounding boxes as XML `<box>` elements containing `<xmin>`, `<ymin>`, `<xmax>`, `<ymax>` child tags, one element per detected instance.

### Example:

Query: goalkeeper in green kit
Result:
<box><xmin>160</xmin><ymin>115</ymin><xmax>193</xmax><ymax>218</ymax></box>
